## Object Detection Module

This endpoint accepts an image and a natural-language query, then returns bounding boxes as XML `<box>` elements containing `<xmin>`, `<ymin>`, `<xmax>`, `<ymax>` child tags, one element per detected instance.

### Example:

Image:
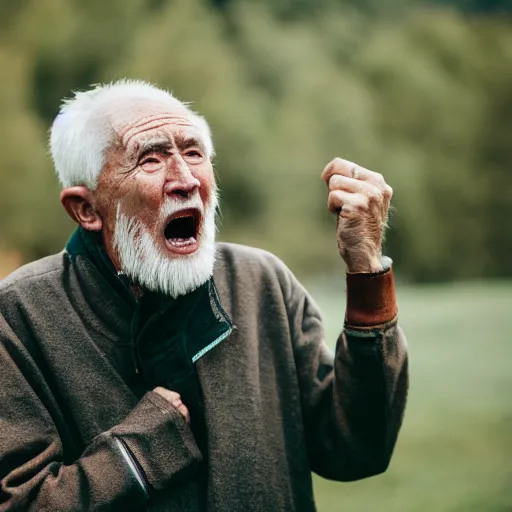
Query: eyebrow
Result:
<box><xmin>134</xmin><ymin>138</ymin><xmax>173</xmax><ymax>160</ymax></box>
<box><xmin>174</xmin><ymin>133</ymin><xmax>206</xmax><ymax>153</ymax></box>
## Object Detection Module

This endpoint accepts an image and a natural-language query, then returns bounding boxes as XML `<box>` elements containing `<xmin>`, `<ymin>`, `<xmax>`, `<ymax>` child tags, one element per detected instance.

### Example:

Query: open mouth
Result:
<box><xmin>163</xmin><ymin>209</ymin><xmax>201</xmax><ymax>254</ymax></box>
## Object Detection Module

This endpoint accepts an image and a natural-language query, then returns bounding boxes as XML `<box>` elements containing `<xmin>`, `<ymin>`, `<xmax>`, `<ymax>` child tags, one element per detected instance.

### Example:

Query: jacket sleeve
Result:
<box><xmin>288</xmin><ymin>265</ymin><xmax>408</xmax><ymax>481</ymax></box>
<box><xmin>0</xmin><ymin>315</ymin><xmax>202</xmax><ymax>512</ymax></box>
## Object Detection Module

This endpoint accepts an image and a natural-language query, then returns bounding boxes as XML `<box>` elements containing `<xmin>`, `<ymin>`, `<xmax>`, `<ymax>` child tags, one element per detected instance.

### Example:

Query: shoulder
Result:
<box><xmin>213</xmin><ymin>242</ymin><xmax>305</xmax><ymax>303</ymax></box>
<box><xmin>0</xmin><ymin>253</ymin><xmax>65</xmax><ymax>303</ymax></box>
<box><xmin>215</xmin><ymin>242</ymin><xmax>290</xmax><ymax>279</ymax></box>
<box><xmin>215</xmin><ymin>242</ymin><xmax>285</xmax><ymax>266</ymax></box>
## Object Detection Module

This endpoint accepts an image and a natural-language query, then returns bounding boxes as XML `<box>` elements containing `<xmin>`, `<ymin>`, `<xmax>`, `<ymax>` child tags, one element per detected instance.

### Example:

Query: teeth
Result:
<box><xmin>168</xmin><ymin>237</ymin><xmax>196</xmax><ymax>247</ymax></box>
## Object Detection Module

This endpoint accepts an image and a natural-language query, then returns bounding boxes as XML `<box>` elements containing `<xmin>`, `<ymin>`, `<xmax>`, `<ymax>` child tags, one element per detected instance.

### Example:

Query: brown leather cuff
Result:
<box><xmin>345</xmin><ymin>266</ymin><xmax>398</xmax><ymax>328</ymax></box>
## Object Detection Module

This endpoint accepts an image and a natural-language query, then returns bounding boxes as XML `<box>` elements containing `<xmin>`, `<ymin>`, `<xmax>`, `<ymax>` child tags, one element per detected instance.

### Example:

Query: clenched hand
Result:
<box><xmin>321</xmin><ymin>158</ymin><xmax>393</xmax><ymax>274</ymax></box>
<box><xmin>153</xmin><ymin>387</ymin><xmax>190</xmax><ymax>423</ymax></box>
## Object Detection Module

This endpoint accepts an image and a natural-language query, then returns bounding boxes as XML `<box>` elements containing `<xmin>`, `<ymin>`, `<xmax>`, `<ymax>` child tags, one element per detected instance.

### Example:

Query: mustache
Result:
<box><xmin>159</xmin><ymin>195</ymin><xmax>205</xmax><ymax>222</ymax></box>
<box><xmin>115</xmin><ymin>188</ymin><xmax>219</xmax><ymax>234</ymax></box>
<box><xmin>159</xmin><ymin>187</ymin><xmax>219</xmax><ymax>222</ymax></box>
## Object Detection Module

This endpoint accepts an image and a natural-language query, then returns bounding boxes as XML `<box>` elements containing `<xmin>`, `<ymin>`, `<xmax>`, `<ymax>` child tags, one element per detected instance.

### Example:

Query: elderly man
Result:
<box><xmin>0</xmin><ymin>80</ymin><xmax>407</xmax><ymax>511</ymax></box>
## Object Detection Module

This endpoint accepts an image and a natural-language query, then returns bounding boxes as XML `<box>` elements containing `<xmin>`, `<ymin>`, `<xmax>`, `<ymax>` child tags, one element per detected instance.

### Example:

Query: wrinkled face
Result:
<box><xmin>93</xmin><ymin>99</ymin><xmax>218</xmax><ymax>296</ymax></box>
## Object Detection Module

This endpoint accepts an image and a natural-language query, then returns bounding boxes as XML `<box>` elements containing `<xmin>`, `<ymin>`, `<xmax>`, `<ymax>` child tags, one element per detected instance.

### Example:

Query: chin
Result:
<box><xmin>113</xmin><ymin>205</ymin><xmax>217</xmax><ymax>297</ymax></box>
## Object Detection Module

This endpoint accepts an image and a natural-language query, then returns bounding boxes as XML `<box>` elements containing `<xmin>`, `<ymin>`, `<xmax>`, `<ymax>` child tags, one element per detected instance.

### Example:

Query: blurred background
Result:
<box><xmin>0</xmin><ymin>0</ymin><xmax>511</xmax><ymax>510</ymax></box>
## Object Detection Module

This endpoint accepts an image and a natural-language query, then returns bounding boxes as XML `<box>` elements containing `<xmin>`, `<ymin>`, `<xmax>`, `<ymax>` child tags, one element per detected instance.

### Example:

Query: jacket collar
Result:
<box><xmin>65</xmin><ymin>227</ymin><xmax>232</xmax><ymax>363</ymax></box>
<box><xmin>66</xmin><ymin>227</ymin><xmax>135</xmax><ymax>307</ymax></box>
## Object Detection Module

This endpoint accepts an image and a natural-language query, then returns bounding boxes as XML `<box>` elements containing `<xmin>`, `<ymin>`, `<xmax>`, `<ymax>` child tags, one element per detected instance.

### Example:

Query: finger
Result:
<box><xmin>322</xmin><ymin>158</ymin><xmax>389</xmax><ymax>191</ymax></box>
<box><xmin>153</xmin><ymin>387</ymin><xmax>181</xmax><ymax>404</ymax></box>
<box><xmin>328</xmin><ymin>174</ymin><xmax>382</xmax><ymax>197</ymax></box>
<box><xmin>168</xmin><ymin>396</ymin><xmax>190</xmax><ymax>423</ymax></box>
<box><xmin>153</xmin><ymin>388</ymin><xmax>190</xmax><ymax>423</ymax></box>
<box><xmin>175</xmin><ymin>402</ymin><xmax>190</xmax><ymax>423</ymax></box>
<box><xmin>321</xmin><ymin>158</ymin><xmax>360</xmax><ymax>183</ymax></box>
<box><xmin>327</xmin><ymin>189</ymin><xmax>368</xmax><ymax>214</ymax></box>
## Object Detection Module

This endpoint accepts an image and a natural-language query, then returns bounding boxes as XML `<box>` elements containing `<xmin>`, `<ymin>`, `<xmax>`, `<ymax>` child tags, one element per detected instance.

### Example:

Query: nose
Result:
<box><xmin>164</xmin><ymin>158</ymin><xmax>200</xmax><ymax>200</ymax></box>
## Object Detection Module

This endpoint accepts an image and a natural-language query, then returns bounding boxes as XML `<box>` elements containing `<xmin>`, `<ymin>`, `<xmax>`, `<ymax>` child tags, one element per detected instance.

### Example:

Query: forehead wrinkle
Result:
<box><xmin>120</xmin><ymin>113</ymin><xmax>193</xmax><ymax>140</ymax></box>
<box><xmin>122</xmin><ymin>111</ymin><xmax>180</xmax><ymax>128</ymax></box>
<box><xmin>122</xmin><ymin>120</ymin><xmax>190</xmax><ymax>148</ymax></box>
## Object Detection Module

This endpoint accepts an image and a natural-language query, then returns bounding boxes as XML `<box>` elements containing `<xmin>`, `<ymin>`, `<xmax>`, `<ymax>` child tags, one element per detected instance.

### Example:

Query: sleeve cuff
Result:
<box><xmin>345</xmin><ymin>260</ymin><xmax>398</xmax><ymax>328</ymax></box>
<box><xmin>110</xmin><ymin>391</ymin><xmax>202</xmax><ymax>491</ymax></box>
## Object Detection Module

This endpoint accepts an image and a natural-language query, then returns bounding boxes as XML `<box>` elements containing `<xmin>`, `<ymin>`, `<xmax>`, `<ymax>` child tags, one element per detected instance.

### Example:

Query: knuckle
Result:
<box><xmin>330</xmin><ymin>175</ymin><xmax>346</xmax><ymax>190</ymax></box>
<box><xmin>384</xmin><ymin>185</ymin><xmax>393</xmax><ymax>198</ymax></box>
<box><xmin>371</xmin><ymin>172</ymin><xmax>386</xmax><ymax>188</ymax></box>
<box><xmin>155</xmin><ymin>387</ymin><xmax>168</xmax><ymax>397</ymax></box>
<box><xmin>328</xmin><ymin>189</ymin><xmax>339</xmax><ymax>200</ymax></box>
<box><xmin>332</xmin><ymin>157</ymin><xmax>344</xmax><ymax>170</ymax></box>
<box><xmin>367</xmin><ymin>170</ymin><xmax>383</xmax><ymax>182</ymax></box>
<box><xmin>375</xmin><ymin>172</ymin><xmax>385</xmax><ymax>183</ymax></box>
<box><xmin>328</xmin><ymin>174</ymin><xmax>338</xmax><ymax>187</ymax></box>
<box><xmin>368</xmin><ymin>186</ymin><xmax>382</xmax><ymax>201</ymax></box>
<box><xmin>355</xmin><ymin>197</ymin><xmax>369</xmax><ymax>212</ymax></box>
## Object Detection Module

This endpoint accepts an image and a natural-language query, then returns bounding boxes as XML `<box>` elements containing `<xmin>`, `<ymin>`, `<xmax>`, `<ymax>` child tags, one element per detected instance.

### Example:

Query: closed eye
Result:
<box><xmin>140</xmin><ymin>157</ymin><xmax>160</xmax><ymax>165</ymax></box>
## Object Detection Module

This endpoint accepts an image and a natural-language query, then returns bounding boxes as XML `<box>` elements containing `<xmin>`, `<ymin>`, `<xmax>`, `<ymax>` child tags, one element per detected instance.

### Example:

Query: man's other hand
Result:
<box><xmin>153</xmin><ymin>387</ymin><xmax>190</xmax><ymax>423</ymax></box>
<box><xmin>321</xmin><ymin>158</ymin><xmax>393</xmax><ymax>274</ymax></box>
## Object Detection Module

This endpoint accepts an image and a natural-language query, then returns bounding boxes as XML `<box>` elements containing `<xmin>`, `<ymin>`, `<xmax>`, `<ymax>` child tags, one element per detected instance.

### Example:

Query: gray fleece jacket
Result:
<box><xmin>0</xmin><ymin>240</ymin><xmax>408</xmax><ymax>511</ymax></box>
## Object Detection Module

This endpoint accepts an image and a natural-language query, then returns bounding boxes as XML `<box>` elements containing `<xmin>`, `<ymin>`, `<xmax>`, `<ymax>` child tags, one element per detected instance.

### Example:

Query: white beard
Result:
<box><xmin>112</xmin><ymin>193</ymin><xmax>218</xmax><ymax>298</ymax></box>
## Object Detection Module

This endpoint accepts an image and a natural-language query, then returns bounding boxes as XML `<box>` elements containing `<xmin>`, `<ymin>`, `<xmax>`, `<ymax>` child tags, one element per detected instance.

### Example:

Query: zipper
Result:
<box><xmin>130</xmin><ymin>296</ymin><xmax>163</xmax><ymax>377</ymax></box>
<box><xmin>113</xmin><ymin>270</ymin><xmax>143</xmax><ymax>377</ymax></box>
<box><xmin>130</xmin><ymin>302</ymin><xmax>142</xmax><ymax>376</ymax></box>
<box><xmin>114</xmin><ymin>438</ymin><xmax>150</xmax><ymax>499</ymax></box>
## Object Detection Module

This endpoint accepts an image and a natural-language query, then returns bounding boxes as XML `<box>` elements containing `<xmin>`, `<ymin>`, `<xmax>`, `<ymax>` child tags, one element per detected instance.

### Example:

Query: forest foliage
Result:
<box><xmin>0</xmin><ymin>0</ymin><xmax>511</xmax><ymax>281</ymax></box>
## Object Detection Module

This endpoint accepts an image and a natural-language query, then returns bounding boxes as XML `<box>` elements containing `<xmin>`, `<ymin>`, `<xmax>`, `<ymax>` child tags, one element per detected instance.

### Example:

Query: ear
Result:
<box><xmin>60</xmin><ymin>186</ymin><xmax>103</xmax><ymax>232</ymax></box>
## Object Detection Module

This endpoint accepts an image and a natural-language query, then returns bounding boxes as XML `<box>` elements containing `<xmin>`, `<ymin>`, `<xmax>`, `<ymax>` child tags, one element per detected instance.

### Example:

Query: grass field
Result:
<box><xmin>305</xmin><ymin>278</ymin><xmax>512</xmax><ymax>512</ymax></box>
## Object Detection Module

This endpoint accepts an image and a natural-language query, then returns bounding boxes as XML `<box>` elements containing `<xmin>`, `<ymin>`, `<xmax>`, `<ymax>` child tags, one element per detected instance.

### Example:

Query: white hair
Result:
<box><xmin>112</xmin><ymin>192</ymin><xmax>218</xmax><ymax>297</ymax></box>
<box><xmin>50</xmin><ymin>79</ymin><xmax>215</xmax><ymax>189</ymax></box>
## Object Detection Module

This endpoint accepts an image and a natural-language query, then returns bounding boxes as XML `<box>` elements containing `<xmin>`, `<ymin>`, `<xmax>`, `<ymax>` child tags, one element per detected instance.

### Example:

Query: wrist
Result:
<box><xmin>346</xmin><ymin>255</ymin><xmax>383</xmax><ymax>274</ymax></box>
<box><xmin>345</xmin><ymin>258</ymin><xmax>398</xmax><ymax>327</ymax></box>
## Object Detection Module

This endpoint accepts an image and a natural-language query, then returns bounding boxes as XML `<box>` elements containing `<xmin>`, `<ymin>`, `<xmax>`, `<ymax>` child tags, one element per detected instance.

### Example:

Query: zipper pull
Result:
<box><xmin>133</xmin><ymin>353</ymin><xmax>141</xmax><ymax>375</ymax></box>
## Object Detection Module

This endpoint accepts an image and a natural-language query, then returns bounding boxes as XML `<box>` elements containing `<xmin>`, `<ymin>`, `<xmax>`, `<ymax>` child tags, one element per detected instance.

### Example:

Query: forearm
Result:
<box><xmin>0</xmin><ymin>432</ymin><xmax>149</xmax><ymax>512</ymax></box>
<box><xmin>0</xmin><ymin>313</ymin><xmax>204</xmax><ymax>511</ymax></box>
<box><xmin>0</xmin><ymin>391</ymin><xmax>202</xmax><ymax>511</ymax></box>
<box><xmin>304</xmin><ymin>265</ymin><xmax>408</xmax><ymax>480</ymax></box>
<box><xmin>342</xmin><ymin>261</ymin><xmax>408</xmax><ymax>468</ymax></box>
<box><xmin>326</xmin><ymin>320</ymin><xmax>408</xmax><ymax>480</ymax></box>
